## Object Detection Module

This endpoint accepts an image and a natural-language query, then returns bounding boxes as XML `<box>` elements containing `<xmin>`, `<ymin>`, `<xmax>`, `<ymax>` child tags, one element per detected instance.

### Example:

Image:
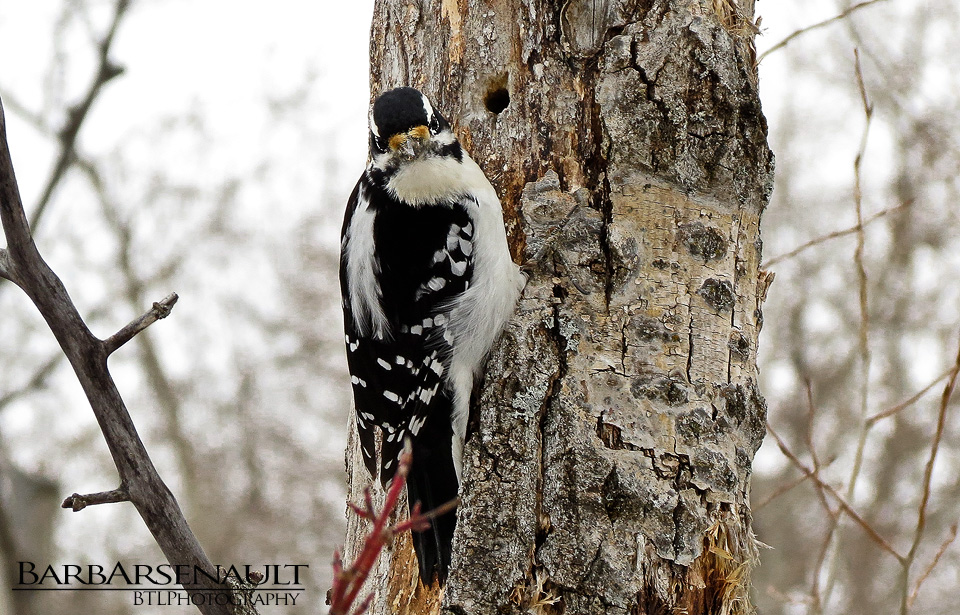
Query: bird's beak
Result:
<box><xmin>389</xmin><ymin>125</ymin><xmax>430</xmax><ymax>160</ymax></box>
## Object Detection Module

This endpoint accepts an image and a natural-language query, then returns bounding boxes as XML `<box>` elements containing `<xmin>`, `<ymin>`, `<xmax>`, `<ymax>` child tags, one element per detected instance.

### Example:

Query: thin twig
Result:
<box><xmin>762</xmin><ymin>201</ymin><xmax>911</xmax><ymax>268</ymax></box>
<box><xmin>0</xmin><ymin>88</ymin><xmax>48</xmax><ymax>134</ymax></box>
<box><xmin>846</xmin><ymin>48</ymin><xmax>874</xmax><ymax>491</ymax></box>
<box><xmin>0</xmin><ymin>354</ymin><xmax>63</xmax><ymax>411</ymax></box>
<box><xmin>395</xmin><ymin>497</ymin><xmax>459</xmax><ymax>529</ymax></box>
<box><xmin>804</xmin><ymin>379</ymin><xmax>822</xmax><ymax>472</ymax></box>
<box><xmin>766</xmin><ymin>422</ymin><xmax>904</xmax><ymax>563</ymax></box>
<box><xmin>810</xmin><ymin>519</ymin><xmax>833</xmax><ymax>613</ymax></box>
<box><xmin>330</xmin><ymin>444</ymin><xmax>458</xmax><ymax>615</ymax></box>
<box><xmin>330</xmin><ymin>447</ymin><xmax>413</xmax><ymax>615</ymax></box>
<box><xmin>28</xmin><ymin>0</ymin><xmax>130</xmax><ymax>231</ymax></box>
<box><xmin>908</xmin><ymin>524</ymin><xmax>958</xmax><ymax>609</ymax></box>
<box><xmin>867</xmin><ymin>366</ymin><xmax>955</xmax><ymax>424</ymax></box>
<box><xmin>820</xmin><ymin>51</ymin><xmax>876</xmax><ymax>608</ymax></box>
<box><xmin>103</xmin><ymin>293</ymin><xmax>179</xmax><ymax>354</ymax></box>
<box><xmin>901</xmin><ymin>336</ymin><xmax>960</xmax><ymax>614</ymax></box>
<box><xmin>803</xmin><ymin>382</ymin><xmax>838</xmax><ymax>524</ymax></box>
<box><xmin>759</xmin><ymin>0</ymin><xmax>888</xmax><ymax>62</ymax></box>
<box><xmin>62</xmin><ymin>487</ymin><xmax>129</xmax><ymax>512</ymax></box>
<box><xmin>753</xmin><ymin>473</ymin><xmax>812</xmax><ymax>512</ymax></box>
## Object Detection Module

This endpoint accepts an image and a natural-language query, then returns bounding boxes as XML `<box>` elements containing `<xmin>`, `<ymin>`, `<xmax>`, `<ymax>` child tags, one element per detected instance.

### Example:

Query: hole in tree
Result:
<box><xmin>484</xmin><ymin>85</ymin><xmax>510</xmax><ymax>115</ymax></box>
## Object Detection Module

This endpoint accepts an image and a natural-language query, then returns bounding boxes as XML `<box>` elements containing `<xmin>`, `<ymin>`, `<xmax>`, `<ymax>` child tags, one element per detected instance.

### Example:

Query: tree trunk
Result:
<box><xmin>343</xmin><ymin>0</ymin><xmax>773</xmax><ymax>613</ymax></box>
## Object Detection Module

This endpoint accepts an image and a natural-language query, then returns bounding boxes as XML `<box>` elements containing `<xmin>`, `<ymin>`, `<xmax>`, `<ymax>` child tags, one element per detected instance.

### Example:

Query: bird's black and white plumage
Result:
<box><xmin>339</xmin><ymin>87</ymin><xmax>524</xmax><ymax>584</ymax></box>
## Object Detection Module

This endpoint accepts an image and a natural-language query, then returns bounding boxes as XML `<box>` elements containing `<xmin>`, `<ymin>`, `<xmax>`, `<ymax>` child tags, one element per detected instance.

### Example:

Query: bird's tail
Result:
<box><xmin>407</xmin><ymin>426</ymin><xmax>459</xmax><ymax>585</ymax></box>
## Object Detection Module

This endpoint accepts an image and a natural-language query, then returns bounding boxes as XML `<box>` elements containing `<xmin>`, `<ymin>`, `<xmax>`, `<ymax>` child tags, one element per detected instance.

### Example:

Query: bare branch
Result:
<box><xmin>762</xmin><ymin>201</ymin><xmax>911</xmax><ymax>268</ymax></box>
<box><xmin>901</xmin><ymin>335</ymin><xmax>960</xmax><ymax>614</ymax></box>
<box><xmin>819</xmin><ymin>53</ymin><xmax>878</xmax><ymax>607</ymax></box>
<box><xmin>804</xmin><ymin>380</ymin><xmax>822</xmax><ymax>472</ymax></box>
<box><xmin>0</xmin><ymin>90</ymin><xmax>240</xmax><ymax>615</ymax></box>
<box><xmin>759</xmin><ymin>0</ymin><xmax>888</xmax><ymax>62</ymax></box>
<box><xmin>62</xmin><ymin>487</ymin><xmax>129</xmax><ymax>511</ymax></box>
<box><xmin>809</xmin><ymin>520</ymin><xmax>832</xmax><ymax>612</ymax></box>
<box><xmin>766</xmin><ymin>422</ymin><xmax>905</xmax><ymax>563</ymax></box>
<box><xmin>0</xmin><ymin>88</ymin><xmax>48</xmax><ymax>134</ymax></box>
<box><xmin>396</xmin><ymin>497</ymin><xmax>460</xmax><ymax>529</ymax></box>
<box><xmin>0</xmin><ymin>118</ymin><xmax>39</xmax><ymax>265</ymax></box>
<box><xmin>0</xmin><ymin>353</ymin><xmax>62</xmax><ymax>411</ymax></box>
<box><xmin>853</xmin><ymin>49</ymin><xmax>875</xmax><ymax>121</ymax></box>
<box><xmin>908</xmin><ymin>524</ymin><xmax>958</xmax><ymax>609</ymax></box>
<box><xmin>867</xmin><ymin>365</ymin><xmax>954</xmax><ymax>424</ymax></box>
<box><xmin>29</xmin><ymin>0</ymin><xmax>130</xmax><ymax>231</ymax></box>
<box><xmin>104</xmin><ymin>293</ymin><xmax>179</xmax><ymax>355</ymax></box>
<box><xmin>752</xmin><ymin>473</ymin><xmax>811</xmax><ymax>512</ymax></box>
<box><xmin>801</xmin><ymin>385</ymin><xmax>841</xmax><ymax>532</ymax></box>
<box><xmin>844</xmin><ymin>47</ymin><xmax>875</xmax><ymax>490</ymax></box>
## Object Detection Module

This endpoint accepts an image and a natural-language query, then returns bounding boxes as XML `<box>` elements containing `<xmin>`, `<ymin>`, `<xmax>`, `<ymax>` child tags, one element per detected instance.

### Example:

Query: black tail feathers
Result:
<box><xmin>406</xmin><ymin>436</ymin><xmax>459</xmax><ymax>585</ymax></box>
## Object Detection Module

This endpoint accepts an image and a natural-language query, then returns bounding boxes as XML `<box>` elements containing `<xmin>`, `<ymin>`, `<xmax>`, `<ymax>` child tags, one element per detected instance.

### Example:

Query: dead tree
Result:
<box><xmin>341</xmin><ymin>0</ymin><xmax>774</xmax><ymax>613</ymax></box>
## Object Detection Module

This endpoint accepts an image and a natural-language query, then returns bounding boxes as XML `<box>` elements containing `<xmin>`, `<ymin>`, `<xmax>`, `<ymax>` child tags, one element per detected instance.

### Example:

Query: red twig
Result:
<box><xmin>328</xmin><ymin>447</ymin><xmax>458</xmax><ymax>615</ymax></box>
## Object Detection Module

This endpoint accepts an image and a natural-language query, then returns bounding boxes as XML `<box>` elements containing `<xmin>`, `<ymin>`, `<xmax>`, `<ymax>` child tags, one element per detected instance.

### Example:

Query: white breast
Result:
<box><xmin>434</xmin><ymin>154</ymin><xmax>525</xmax><ymax>471</ymax></box>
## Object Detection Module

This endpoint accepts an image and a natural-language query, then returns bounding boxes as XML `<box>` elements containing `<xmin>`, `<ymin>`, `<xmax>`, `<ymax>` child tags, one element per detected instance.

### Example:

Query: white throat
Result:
<box><xmin>386</xmin><ymin>156</ymin><xmax>470</xmax><ymax>206</ymax></box>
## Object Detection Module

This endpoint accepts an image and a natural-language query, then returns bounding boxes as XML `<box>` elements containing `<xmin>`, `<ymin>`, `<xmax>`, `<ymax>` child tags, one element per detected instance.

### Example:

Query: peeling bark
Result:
<box><xmin>344</xmin><ymin>0</ymin><xmax>773</xmax><ymax>612</ymax></box>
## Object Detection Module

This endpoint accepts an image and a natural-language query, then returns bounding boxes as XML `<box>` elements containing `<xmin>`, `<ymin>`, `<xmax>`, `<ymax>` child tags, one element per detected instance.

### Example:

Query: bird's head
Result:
<box><xmin>368</xmin><ymin>87</ymin><xmax>460</xmax><ymax>166</ymax></box>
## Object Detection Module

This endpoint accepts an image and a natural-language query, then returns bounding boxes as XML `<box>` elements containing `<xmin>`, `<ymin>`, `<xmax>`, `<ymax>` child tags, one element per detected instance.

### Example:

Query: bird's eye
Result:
<box><xmin>429</xmin><ymin>115</ymin><xmax>441</xmax><ymax>133</ymax></box>
<box><xmin>372</xmin><ymin>135</ymin><xmax>386</xmax><ymax>151</ymax></box>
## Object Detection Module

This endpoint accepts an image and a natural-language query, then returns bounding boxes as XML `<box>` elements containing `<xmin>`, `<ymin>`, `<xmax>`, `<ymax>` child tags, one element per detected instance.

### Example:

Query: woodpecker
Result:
<box><xmin>339</xmin><ymin>87</ymin><xmax>523</xmax><ymax>584</ymax></box>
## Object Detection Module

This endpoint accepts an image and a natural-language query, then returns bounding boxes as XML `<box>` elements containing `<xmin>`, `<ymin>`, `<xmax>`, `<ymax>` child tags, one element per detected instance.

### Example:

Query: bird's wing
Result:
<box><xmin>341</xmin><ymin>183</ymin><xmax>476</xmax><ymax>483</ymax></box>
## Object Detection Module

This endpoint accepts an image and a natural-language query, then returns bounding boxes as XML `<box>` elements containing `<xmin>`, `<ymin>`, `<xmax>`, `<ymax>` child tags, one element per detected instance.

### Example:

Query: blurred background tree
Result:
<box><xmin>753</xmin><ymin>1</ymin><xmax>960</xmax><ymax>614</ymax></box>
<box><xmin>0</xmin><ymin>1</ymin><xmax>369</xmax><ymax>613</ymax></box>
<box><xmin>0</xmin><ymin>1</ymin><xmax>957</xmax><ymax>614</ymax></box>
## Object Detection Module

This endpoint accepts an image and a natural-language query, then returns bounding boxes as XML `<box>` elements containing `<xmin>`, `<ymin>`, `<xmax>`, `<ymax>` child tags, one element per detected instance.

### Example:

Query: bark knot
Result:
<box><xmin>697</xmin><ymin>278</ymin><xmax>735</xmax><ymax>313</ymax></box>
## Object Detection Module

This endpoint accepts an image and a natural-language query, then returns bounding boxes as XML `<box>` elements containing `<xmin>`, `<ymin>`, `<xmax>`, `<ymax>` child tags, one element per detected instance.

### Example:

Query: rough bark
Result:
<box><xmin>343</xmin><ymin>0</ymin><xmax>773</xmax><ymax>613</ymax></box>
